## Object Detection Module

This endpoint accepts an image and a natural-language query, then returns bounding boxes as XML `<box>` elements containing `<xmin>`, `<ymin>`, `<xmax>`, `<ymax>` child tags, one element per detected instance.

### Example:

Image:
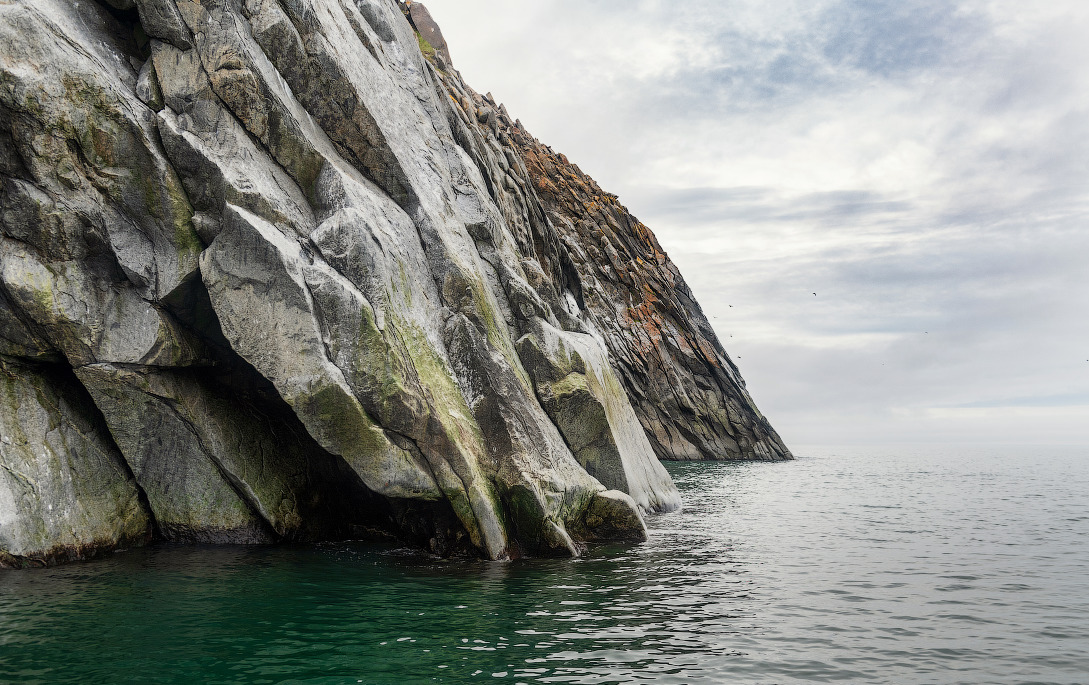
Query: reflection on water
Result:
<box><xmin>1</xmin><ymin>445</ymin><xmax>1087</xmax><ymax>684</ymax></box>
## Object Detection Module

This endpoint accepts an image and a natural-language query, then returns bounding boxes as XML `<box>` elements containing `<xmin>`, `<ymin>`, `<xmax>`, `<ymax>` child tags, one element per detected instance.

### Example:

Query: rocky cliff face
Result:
<box><xmin>508</xmin><ymin>127</ymin><xmax>791</xmax><ymax>463</ymax></box>
<box><xmin>0</xmin><ymin>0</ymin><xmax>789</xmax><ymax>568</ymax></box>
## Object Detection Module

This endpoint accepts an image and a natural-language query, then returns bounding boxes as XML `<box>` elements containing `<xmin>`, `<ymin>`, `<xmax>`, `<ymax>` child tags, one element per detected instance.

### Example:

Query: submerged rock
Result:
<box><xmin>0</xmin><ymin>0</ymin><xmax>788</xmax><ymax>566</ymax></box>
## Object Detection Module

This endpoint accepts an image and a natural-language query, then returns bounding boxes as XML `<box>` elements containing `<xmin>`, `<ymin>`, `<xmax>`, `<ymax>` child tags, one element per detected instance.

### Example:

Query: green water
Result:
<box><xmin>2</xmin><ymin>446</ymin><xmax>1088</xmax><ymax>684</ymax></box>
<box><xmin>1</xmin><ymin>542</ymin><xmax>666</xmax><ymax>683</ymax></box>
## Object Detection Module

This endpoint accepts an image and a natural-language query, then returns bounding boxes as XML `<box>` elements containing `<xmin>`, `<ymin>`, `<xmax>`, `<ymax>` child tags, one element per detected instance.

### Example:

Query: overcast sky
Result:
<box><xmin>423</xmin><ymin>0</ymin><xmax>1089</xmax><ymax>447</ymax></box>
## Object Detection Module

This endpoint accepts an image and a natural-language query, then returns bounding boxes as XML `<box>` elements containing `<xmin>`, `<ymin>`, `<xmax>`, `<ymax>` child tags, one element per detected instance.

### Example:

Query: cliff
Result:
<box><xmin>0</xmin><ymin>0</ymin><xmax>789</xmax><ymax>568</ymax></box>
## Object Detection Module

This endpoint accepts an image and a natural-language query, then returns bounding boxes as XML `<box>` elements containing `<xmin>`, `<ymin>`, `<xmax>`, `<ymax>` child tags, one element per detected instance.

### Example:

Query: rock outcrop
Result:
<box><xmin>0</xmin><ymin>0</ymin><xmax>788</xmax><ymax>568</ymax></box>
<box><xmin>509</xmin><ymin>134</ymin><xmax>792</xmax><ymax>462</ymax></box>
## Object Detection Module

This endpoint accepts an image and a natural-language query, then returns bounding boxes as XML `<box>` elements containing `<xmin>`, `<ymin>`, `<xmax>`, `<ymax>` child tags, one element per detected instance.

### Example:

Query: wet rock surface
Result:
<box><xmin>0</xmin><ymin>0</ymin><xmax>787</xmax><ymax>566</ymax></box>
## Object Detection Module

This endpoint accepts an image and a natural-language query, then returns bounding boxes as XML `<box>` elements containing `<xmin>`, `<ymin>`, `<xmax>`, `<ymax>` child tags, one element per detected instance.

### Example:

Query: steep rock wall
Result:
<box><xmin>426</xmin><ymin>31</ymin><xmax>792</xmax><ymax>463</ymax></box>
<box><xmin>0</xmin><ymin>0</ymin><xmax>786</xmax><ymax>567</ymax></box>
<box><xmin>512</xmin><ymin>137</ymin><xmax>792</xmax><ymax>462</ymax></box>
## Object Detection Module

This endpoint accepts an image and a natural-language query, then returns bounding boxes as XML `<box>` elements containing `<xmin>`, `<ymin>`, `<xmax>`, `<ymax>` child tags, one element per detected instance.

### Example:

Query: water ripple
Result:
<box><xmin>1</xmin><ymin>445</ymin><xmax>1087</xmax><ymax>684</ymax></box>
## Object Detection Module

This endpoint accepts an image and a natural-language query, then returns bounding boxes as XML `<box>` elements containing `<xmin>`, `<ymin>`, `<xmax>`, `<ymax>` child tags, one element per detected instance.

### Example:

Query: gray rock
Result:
<box><xmin>0</xmin><ymin>236</ymin><xmax>208</xmax><ymax>367</ymax></box>
<box><xmin>0</xmin><ymin>0</ymin><xmax>792</xmax><ymax>566</ymax></box>
<box><xmin>0</xmin><ymin>1</ymin><xmax>203</xmax><ymax>311</ymax></box>
<box><xmin>407</xmin><ymin>2</ymin><xmax>453</xmax><ymax>65</ymax></box>
<box><xmin>516</xmin><ymin>321</ymin><xmax>682</xmax><ymax>514</ymax></box>
<box><xmin>0</xmin><ymin>358</ymin><xmax>151</xmax><ymax>568</ymax></box>
<box><xmin>76</xmin><ymin>363</ymin><xmax>378</xmax><ymax>543</ymax></box>
<box><xmin>149</xmin><ymin>39</ymin><xmax>212</xmax><ymax>115</ymax></box>
<box><xmin>76</xmin><ymin>364</ymin><xmax>274</xmax><ymax>544</ymax></box>
<box><xmin>135</xmin><ymin>0</ymin><xmax>193</xmax><ymax>50</ymax></box>
<box><xmin>156</xmin><ymin>106</ymin><xmax>315</xmax><ymax>232</ymax></box>
<box><xmin>0</xmin><ymin>284</ymin><xmax>55</xmax><ymax>361</ymax></box>
<box><xmin>200</xmin><ymin>205</ymin><xmax>442</xmax><ymax>501</ymax></box>
<box><xmin>135</xmin><ymin>56</ymin><xmax>164</xmax><ymax>111</ymax></box>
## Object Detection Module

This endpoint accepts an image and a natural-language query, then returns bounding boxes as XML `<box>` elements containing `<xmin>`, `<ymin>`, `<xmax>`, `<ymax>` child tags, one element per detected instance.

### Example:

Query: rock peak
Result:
<box><xmin>404</xmin><ymin>2</ymin><xmax>452</xmax><ymax>66</ymax></box>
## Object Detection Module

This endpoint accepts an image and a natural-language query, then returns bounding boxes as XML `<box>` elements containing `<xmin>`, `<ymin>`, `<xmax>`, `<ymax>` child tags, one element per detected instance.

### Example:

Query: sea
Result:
<box><xmin>1</xmin><ymin>445</ymin><xmax>1087</xmax><ymax>684</ymax></box>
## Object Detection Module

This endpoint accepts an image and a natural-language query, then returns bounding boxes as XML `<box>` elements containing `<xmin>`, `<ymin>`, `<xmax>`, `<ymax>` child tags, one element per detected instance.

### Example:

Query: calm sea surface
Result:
<box><xmin>2</xmin><ymin>445</ymin><xmax>1087</xmax><ymax>684</ymax></box>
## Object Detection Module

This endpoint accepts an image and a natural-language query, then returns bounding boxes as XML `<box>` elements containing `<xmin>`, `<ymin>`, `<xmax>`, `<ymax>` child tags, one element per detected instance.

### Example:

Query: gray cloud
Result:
<box><xmin>427</xmin><ymin>0</ymin><xmax>1089</xmax><ymax>445</ymax></box>
<box><xmin>635</xmin><ymin>187</ymin><xmax>917</xmax><ymax>228</ymax></box>
<box><xmin>818</xmin><ymin>0</ymin><xmax>975</xmax><ymax>76</ymax></box>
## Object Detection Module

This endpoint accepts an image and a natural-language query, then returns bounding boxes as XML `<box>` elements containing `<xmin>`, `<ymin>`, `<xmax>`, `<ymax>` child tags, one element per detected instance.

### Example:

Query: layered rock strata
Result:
<box><xmin>0</xmin><ymin>0</ymin><xmax>787</xmax><ymax>567</ymax></box>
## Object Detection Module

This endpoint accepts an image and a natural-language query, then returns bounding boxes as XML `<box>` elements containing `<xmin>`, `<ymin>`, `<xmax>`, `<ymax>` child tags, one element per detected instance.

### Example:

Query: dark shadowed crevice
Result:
<box><xmin>158</xmin><ymin>271</ymin><xmax>470</xmax><ymax>547</ymax></box>
<box><xmin>293</xmin><ymin>273</ymin><xmax>481</xmax><ymax>556</ymax></box>
<box><xmin>9</xmin><ymin>355</ymin><xmax>163</xmax><ymax>545</ymax></box>
<box><xmin>90</xmin><ymin>0</ymin><xmax>151</xmax><ymax>62</ymax></box>
<box><xmin>384</xmin><ymin>428</ymin><xmax>482</xmax><ymax>557</ymax></box>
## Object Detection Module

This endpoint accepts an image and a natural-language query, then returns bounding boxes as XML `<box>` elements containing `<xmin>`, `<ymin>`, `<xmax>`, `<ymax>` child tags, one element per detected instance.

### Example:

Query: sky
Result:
<box><xmin>422</xmin><ymin>0</ymin><xmax>1089</xmax><ymax>447</ymax></box>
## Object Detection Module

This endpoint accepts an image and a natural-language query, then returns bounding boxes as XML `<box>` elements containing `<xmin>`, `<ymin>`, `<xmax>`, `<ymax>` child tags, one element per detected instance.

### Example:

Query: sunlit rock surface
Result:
<box><xmin>0</xmin><ymin>0</ymin><xmax>788</xmax><ymax>567</ymax></box>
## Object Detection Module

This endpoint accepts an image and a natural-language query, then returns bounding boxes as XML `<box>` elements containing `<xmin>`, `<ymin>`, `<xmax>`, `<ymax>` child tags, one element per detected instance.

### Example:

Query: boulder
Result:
<box><xmin>407</xmin><ymin>2</ymin><xmax>453</xmax><ymax>65</ymax></box>
<box><xmin>516</xmin><ymin>321</ymin><xmax>682</xmax><ymax>514</ymax></box>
